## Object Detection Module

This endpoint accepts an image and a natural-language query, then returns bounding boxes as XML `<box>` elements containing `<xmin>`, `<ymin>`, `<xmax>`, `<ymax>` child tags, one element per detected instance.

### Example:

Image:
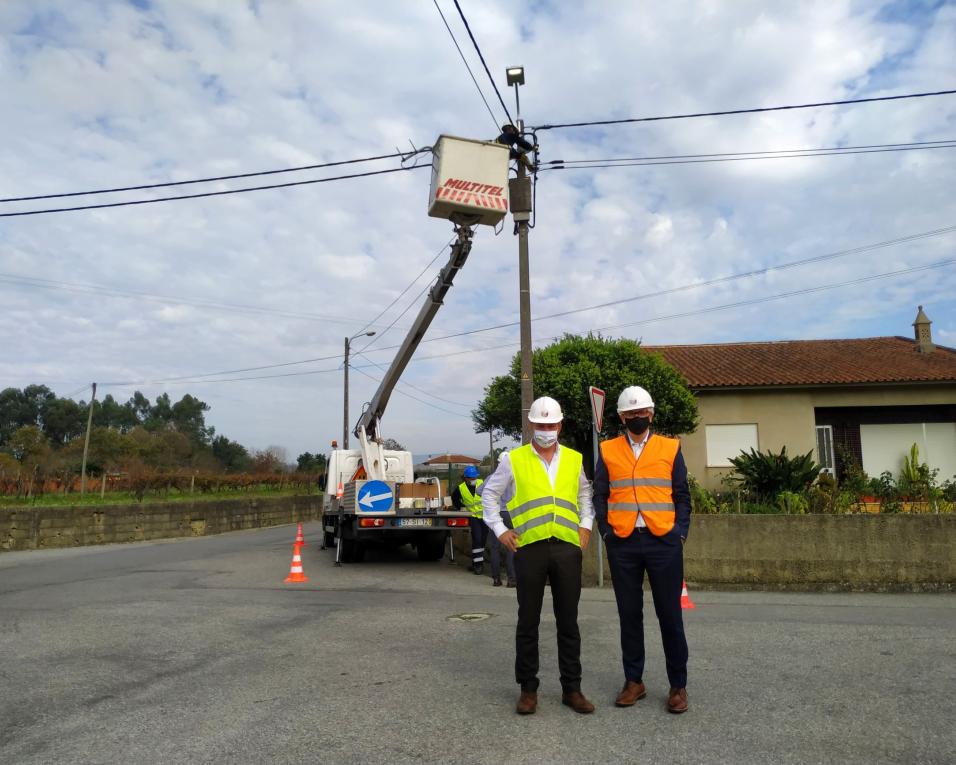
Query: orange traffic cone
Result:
<box><xmin>336</xmin><ymin>482</ymin><xmax>344</xmax><ymax>499</ymax></box>
<box><xmin>680</xmin><ymin>580</ymin><xmax>696</xmax><ymax>610</ymax></box>
<box><xmin>284</xmin><ymin>543</ymin><xmax>309</xmax><ymax>583</ymax></box>
<box><xmin>294</xmin><ymin>521</ymin><xmax>305</xmax><ymax>547</ymax></box>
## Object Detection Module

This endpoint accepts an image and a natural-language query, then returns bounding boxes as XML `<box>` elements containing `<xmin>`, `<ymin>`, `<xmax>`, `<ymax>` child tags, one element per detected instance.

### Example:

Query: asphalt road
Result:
<box><xmin>1</xmin><ymin>524</ymin><xmax>954</xmax><ymax>765</ymax></box>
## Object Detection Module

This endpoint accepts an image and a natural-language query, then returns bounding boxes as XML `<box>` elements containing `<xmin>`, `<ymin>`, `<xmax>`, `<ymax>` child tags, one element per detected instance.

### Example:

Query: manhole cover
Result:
<box><xmin>448</xmin><ymin>612</ymin><xmax>492</xmax><ymax>622</ymax></box>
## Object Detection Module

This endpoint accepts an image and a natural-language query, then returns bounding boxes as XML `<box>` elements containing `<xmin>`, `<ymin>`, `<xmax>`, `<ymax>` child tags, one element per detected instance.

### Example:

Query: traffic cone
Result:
<box><xmin>336</xmin><ymin>482</ymin><xmax>344</xmax><ymax>499</ymax></box>
<box><xmin>680</xmin><ymin>580</ymin><xmax>696</xmax><ymax>610</ymax></box>
<box><xmin>284</xmin><ymin>543</ymin><xmax>309</xmax><ymax>583</ymax></box>
<box><xmin>294</xmin><ymin>521</ymin><xmax>305</xmax><ymax>547</ymax></box>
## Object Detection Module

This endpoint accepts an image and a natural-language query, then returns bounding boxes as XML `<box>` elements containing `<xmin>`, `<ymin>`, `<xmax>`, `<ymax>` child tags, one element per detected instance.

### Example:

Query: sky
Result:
<box><xmin>1</xmin><ymin>0</ymin><xmax>955</xmax><ymax>461</ymax></box>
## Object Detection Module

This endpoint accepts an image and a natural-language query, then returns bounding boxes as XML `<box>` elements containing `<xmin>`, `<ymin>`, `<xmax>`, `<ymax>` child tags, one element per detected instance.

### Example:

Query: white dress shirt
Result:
<box><xmin>481</xmin><ymin>444</ymin><xmax>594</xmax><ymax>539</ymax></box>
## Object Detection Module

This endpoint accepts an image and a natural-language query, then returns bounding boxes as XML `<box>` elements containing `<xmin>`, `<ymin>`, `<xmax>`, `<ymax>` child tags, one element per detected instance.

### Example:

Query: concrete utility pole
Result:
<box><xmin>506</xmin><ymin>65</ymin><xmax>534</xmax><ymax>444</ymax></box>
<box><xmin>80</xmin><ymin>382</ymin><xmax>97</xmax><ymax>496</ymax></box>
<box><xmin>343</xmin><ymin>331</ymin><xmax>376</xmax><ymax>449</ymax></box>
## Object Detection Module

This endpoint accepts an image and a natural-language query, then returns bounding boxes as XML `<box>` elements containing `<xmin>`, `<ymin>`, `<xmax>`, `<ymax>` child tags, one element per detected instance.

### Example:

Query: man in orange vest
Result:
<box><xmin>593</xmin><ymin>385</ymin><xmax>692</xmax><ymax>714</ymax></box>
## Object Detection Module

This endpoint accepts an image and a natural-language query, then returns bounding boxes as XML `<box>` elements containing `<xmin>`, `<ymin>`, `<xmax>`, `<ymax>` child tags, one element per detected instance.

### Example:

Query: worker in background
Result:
<box><xmin>593</xmin><ymin>386</ymin><xmax>692</xmax><ymax>714</ymax></box>
<box><xmin>477</xmin><ymin>480</ymin><xmax>516</xmax><ymax>587</ymax></box>
<box><xmin>481</xmin><ymin>396</ymin><xmax>595</xmax><ymax>716</ymax></box>
<box><xmin>496</xmin><ymin>123</ymin><xmax>537</xmax><ymax>173</ymax></box>
<box><xmin>451</xmin><ymin>465</ymin><xmax>486</xmax><ymax>575</ymax></box>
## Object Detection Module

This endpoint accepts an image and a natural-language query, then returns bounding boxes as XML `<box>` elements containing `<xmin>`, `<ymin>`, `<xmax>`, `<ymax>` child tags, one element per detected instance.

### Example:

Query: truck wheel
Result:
<box><xmin>416</xmin><ymin>531</ymin><xmax>447</xmax><ymax>562</ymax></box>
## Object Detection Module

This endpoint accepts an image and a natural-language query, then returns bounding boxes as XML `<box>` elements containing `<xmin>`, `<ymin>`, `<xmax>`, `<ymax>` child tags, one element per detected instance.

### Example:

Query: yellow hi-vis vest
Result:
<box><xmin>506</xmin><ymin>444</ymin><xmax>583</xmax><ymax>548</ymax></box>
<box><xmin>458</xmin><ymin>479</ymin><xmax>484</xmax><ymax>518</ymax></box>
<box><xmin>600</xmin><ymin>434</ymin><xmax>678</xmax><ymax>537</ymax></box>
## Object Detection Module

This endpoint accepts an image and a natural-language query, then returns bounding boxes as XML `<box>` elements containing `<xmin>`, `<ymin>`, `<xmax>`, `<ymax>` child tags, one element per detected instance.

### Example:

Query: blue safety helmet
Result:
<box><xmin>463</xmin><ymin>466</ymin><xmax>480</xmax><ymax>479</ymax></box>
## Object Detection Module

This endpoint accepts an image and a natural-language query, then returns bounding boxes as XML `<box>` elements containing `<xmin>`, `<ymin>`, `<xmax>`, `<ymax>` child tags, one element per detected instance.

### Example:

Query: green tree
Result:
<box><xmin>380</xmin><ymin>438</ymin><xmax>406</xmax><ymax>451</ymax></box>
<box><xmin>40</xmin><ymin>396</ymin><xmax>87</xmax><ymax>445</ymax></box>
<box><xmin>7</xmin><ymin>425</ymin><xmax>50</xmax><ymax>464</ymax></box>
<box><xmin>0</xmin><ymin>385</ymin><xmax>54</xmax><ymax>445</ymax></box>
<box><xmin>213</xmin><ymin>436</ymin><xmax>251</xmax><ymax>472</ymax></box>
<box><xmin>95</xmin><ymin>394</ymin><xmax>140</xmax><ymax>432</ymax></box>
<box><xmin>296</xmin><ymin>451</ymin><xmax>327</xmax><ymax>472</ymax></box>
<box><xmin>472</xmin><ymin>334</ymin><xmax>698</xmax><ymax>458</ymax></box>
<box><xmin>171</xmin><ymin>394</ymin><xmax>214</xmax><ymax>444</ymax></box>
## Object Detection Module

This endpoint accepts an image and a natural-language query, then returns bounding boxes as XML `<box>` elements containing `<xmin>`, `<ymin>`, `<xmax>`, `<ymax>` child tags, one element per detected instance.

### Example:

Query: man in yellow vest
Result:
<box><xmin>451</xmin><ymin>465</ymin><xmax>486</xmax><ymax>574</ymax></box>
<box><xmin>480</xmin><ymin>396</ymin><xmax>596</xmax><ymax>716</ymax></box>
<box><xmin>593</xmin><ymin>385</ymin><xmax>692</xmax><ymax>714</ymax></box>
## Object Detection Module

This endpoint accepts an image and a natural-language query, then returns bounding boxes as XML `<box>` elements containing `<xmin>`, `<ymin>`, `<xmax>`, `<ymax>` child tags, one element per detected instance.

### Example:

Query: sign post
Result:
<box><xmin>588</xmin><ymin>386</ymin><xmax>606</xmax><ymax>588</ymax></box>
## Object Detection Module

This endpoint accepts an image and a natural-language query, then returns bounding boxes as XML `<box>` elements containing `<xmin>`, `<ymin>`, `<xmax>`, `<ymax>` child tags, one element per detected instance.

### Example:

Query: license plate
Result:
<box><xmin>397</xmin><ymin>518</ymin><xmax>433</xmax><ymax>527</ymax></box>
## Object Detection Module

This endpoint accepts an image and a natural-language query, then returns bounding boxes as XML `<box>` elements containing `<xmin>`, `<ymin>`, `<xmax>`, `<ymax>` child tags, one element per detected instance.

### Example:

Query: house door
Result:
<box><xmin>815</xmin><ymin>425</ymin><xmax>835</xmax><ymax>477</ymax></box>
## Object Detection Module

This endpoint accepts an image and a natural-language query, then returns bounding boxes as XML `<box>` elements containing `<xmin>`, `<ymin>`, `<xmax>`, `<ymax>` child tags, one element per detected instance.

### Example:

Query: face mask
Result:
<box><xmin>624</xmin><ymin>416</ymin><xmax>651</xmax><ymax>436</ymax></box>
<box><xmin>533</xmin><ymin>430</ymin><xmax>558</xmax><ymax>448</ymax></box>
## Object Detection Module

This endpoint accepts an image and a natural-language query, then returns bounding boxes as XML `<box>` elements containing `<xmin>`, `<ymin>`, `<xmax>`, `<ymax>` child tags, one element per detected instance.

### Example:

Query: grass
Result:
<box><xmin>0</xmin><ymin>485</ymin><xmax>321</xmax><ymax>509</ymax></box>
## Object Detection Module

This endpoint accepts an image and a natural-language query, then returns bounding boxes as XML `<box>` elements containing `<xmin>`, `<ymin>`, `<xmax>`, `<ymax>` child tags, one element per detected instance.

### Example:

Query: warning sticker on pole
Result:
<box><xmin>589</xmin><ymin>386</ymin><xmax>606</xmax><ymax>432</ymax></box>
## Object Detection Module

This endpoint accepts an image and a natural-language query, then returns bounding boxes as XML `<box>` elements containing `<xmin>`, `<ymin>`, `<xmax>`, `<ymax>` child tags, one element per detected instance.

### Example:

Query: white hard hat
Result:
<box><xmin>528</xmin><ymin>396</ymin><xmax>563</xmax><ymax>423</ymax></box>
<box><xmin>617</xmin><ymin>386</ymin><xmax>654</xmax><ymax>413</ymax></box>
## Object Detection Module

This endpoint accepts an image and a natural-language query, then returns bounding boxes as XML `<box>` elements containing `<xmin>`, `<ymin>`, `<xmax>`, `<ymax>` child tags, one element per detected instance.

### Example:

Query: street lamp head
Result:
<box><xmin>506</xmin><ymin>66</ymin><xmax>525</xmax><ymax>86</ymax></box>
<box><xmin>365</xmin><ymin>331</ymin><xmax>376</xmax><ymax>337</ymax></box>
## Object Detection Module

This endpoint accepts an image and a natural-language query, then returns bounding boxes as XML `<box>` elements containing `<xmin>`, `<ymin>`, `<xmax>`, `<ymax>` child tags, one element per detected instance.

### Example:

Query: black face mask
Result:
<box><xmin>624</xmin><ymin>416</ymin><xmax>651</xmax><ymax>436</ymax></box>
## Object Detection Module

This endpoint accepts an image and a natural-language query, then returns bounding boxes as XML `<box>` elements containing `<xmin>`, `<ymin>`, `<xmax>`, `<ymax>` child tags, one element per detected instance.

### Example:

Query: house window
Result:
<box><xmin>705</xmin><ymin>424</ymin><xmax>758</xmax><ymax>467</ymax></box>
<box><xmin>816</xmin><ymin>425</ymin><xmax>835</xmax><ymax>476</ymax></box>
<box><xmin>859</xmin><ymin>423</ymin><xmax>956</xmax><ymax>480</ymax></box>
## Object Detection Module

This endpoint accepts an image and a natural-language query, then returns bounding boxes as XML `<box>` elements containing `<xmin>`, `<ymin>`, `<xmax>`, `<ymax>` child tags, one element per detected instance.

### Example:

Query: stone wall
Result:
<box><xmin>0</xmin><ymin>496</ymin><xmax>322</xmax><ymax>551</ymax></box>
<box><xmin>583</xmin><ymin>514</ymin><xmax>956</xmax><ymax>592</ymax></box>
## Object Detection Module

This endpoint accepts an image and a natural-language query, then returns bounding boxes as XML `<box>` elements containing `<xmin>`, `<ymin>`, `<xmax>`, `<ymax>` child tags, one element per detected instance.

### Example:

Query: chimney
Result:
<box><xmin>913</xmin><ymin>305</ymin><xmax>935</xmax><ymax>354</ymax></box>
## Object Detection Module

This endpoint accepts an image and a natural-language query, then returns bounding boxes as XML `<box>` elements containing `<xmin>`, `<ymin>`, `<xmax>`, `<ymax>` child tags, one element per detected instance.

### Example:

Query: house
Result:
<box><xmin>648</xmin><ymin>307</ymin><xmax>956</xmax><ymax>490</ymax></box>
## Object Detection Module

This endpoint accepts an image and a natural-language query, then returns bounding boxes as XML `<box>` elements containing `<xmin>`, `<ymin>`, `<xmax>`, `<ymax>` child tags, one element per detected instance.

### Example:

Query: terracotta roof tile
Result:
<box><xmin>646</xmin><ymin>336</ymin><xmax>956</xmax><ymax>389</ymax></box>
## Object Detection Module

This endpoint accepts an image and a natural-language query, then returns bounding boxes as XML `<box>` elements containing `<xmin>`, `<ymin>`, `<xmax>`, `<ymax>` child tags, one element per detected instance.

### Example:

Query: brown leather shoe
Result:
<box><xmin>561</xmin><ymin>690</ymin><xmax>596</xmax><ymax>714</ymax></box>
<box><xmin>516</xmin><ymin>690</ymin><xmax>537</xmax><ymax>715</ymax></box>
<box><xmin>615</xmin><ymin>680</ymin><xmax>647</xmax><ymax>707</ymax></box>
<box><xmin>667</xmin><ymin>687</ymin><xmax>688</xmax><ymax>714</ymax></box>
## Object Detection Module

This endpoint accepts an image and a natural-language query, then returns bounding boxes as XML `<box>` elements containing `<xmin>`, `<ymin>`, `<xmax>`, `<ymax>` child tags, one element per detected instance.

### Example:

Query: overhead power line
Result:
<box><xmin>0</xmin><ymin>164</ymin><xmax>428</xmax><ymax>218</ymax></box>
<box><xmin>0</xmin><ymin>272</ymin><xmax>406</xmax><ymax>327</ymax></box>
<box><xmin>533</xmin><ymin>88</ymin><xmax>956</xmax><ymax>131</ymax></box>
<box><xmin>542</xmin><ymin>139</ymin><xmax>956</xmax><ymax>170</ymax></box>
<box><xmin>385</xmin><ymin>224</ymin><xmax>956</xmax><ymax>347</ymax></box>
<box><xmin>451</xmin><ymin>0</ymin><xmax>514</xmax><ymax>127</ymax></box>
<box><xmin>350</xmin><ymin>365</ymin><xmax>471</xmax><ymax>419</ymax></box>
<box><xmin>355</xmin><ymin>351</ymin><xmax>472</xmax><ymax>408</ymax></box>
<box><xmin>432</xmin><ymin>0</ymin><xmax>500</xmax><ymax>131</ymax></box>
<box><xmin>99</xmin><ymin>258</ymin><xmax>954</xmax><ymax>389</ymax></box>
<box><xmin>100</xmin><ymin>223</ymin><xmax>955</xmax><ymax>385</ymax></box>
<box><xmin>0</xmin><ymin>150</ymin><xmax>413</xmax><ymax>204</ymax></box>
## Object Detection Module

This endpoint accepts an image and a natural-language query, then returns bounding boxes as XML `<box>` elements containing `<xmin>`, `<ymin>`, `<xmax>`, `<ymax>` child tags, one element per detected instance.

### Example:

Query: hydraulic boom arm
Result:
<box><xmin>354</xmin><ymin>222</ymin><xmax>476</xmax><ymax>479</ymax></box>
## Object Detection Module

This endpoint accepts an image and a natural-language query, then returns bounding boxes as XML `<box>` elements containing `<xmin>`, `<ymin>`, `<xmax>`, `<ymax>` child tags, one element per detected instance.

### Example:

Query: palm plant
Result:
<box><xmin>727</xmin><ymin>446</ymin><xmax>821</xmax><ymax>499</ymax></box>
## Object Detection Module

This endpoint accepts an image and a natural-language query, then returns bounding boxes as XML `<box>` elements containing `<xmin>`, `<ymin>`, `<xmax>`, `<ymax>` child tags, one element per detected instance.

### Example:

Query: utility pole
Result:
<box><xmin>343</xmin><ymin>336</ymin><xmax>350</xmax><ymax>450</ymax></box>
<box><xmin>80</xmin><ymin>382</ymin><xmax>97</xmax><ymax>496</ymax></box>
<box><xmin>343</xmin><ymin>331</ymin><xmax>376</xmax><ymax>449</ymax></box>
<box><xmin>506</xmin><ymin>65</ymin><xmax>534</xmax><ymax>444</ymax></box>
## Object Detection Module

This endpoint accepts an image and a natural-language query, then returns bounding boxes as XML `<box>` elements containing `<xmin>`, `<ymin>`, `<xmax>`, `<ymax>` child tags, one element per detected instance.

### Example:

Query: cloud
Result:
<box><xmin>0</xmin><ymin>0</ymin><xmax>954</xmax><ymax>458</ymax></box>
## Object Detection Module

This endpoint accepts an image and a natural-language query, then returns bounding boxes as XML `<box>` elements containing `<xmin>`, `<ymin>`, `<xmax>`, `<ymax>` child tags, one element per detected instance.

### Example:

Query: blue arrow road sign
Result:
<box><xmin>357</xmin><ymin>480</ymin><xmax>393</xmax><ymax>512</ymax></box>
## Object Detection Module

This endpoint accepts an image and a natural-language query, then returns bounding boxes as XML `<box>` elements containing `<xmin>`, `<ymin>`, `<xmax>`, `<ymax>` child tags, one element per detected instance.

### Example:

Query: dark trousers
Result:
<box><xmin>514</xmin><ymin>538</ymin><xmax>583</xmax><ymax>693</ymax></box>
<box><xmin>605</xmin><ymin>528</ymin><xmax>688</xmax><ymax>688</ymax></box>
<box><xmin>490</xmin><ymin>509</ymin><xmax>515</xmax><ymax>581</ymax></box>
<box><xmin>469</xmin><ymin>517</ymin><xmax>488</xmax><ymax>565</ymax></box>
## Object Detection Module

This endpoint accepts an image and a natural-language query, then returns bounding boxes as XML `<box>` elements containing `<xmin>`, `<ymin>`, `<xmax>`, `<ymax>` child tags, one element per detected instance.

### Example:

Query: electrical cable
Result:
<box><xmin>542</xmin><ymin>142</ymin><xmax>956</xmax><ymax>170</ymax></box>
<box><xmin>544</xmin><ymin>139</ymin><xmax>956</xmax><ymax>165</ymax></box>
<box><xmin>98</xmin><ymin>258</ymin><xmax>954</xmax><ymax>388</ymax></box>
<box><xmin>432</xmin><ymin>0</ymin><xmax>500</xmax><ymax>131</ymax></box>
<box><xmin>532</xmin><ymin>88</ymin><xmax>956</xmax><ymax>131</ymax></box>
<box><xmin>0</xmin><ymin>273</ymin><xmax>402</xmax><ymax>327</ymax></box>
<box><xmin>351</xmin><ymin>238</ymin><xmax>454</xmax><ymax>339</ymax></box>
<box><xmin>95</xmin><ymin>223</ymin><xmax>955</xmax><ymax>385</ymax></box>
<box><xmin>0</xmin><ymin>151</ymin><xmax>415</xmax><ymax>204</ymax></box>
<box><xmin>0</xmin><ymin>164</ymin><xmax>429</xmax><ymax>218</ymax></box>
<box><xmin>451</xmin><ymin>0</ymin><xmax>514</xmax><ymax>127</ymax></box>
<box><xmin>355</xmin><ymin>351</ymin><xmax>472</xmax><ymax>408</ymax></box>
<box><xmin>350</xmin><ymin>365</ymin><xmax>471</xmax><ymax>418</ymax></box>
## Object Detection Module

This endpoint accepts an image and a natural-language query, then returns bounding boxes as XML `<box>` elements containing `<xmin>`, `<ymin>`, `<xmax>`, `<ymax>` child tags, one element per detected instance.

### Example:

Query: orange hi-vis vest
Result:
<box><xmin>600</xmin><ymin>433</ymin><xmax>679</xmax><ymax>538</ymax></box>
